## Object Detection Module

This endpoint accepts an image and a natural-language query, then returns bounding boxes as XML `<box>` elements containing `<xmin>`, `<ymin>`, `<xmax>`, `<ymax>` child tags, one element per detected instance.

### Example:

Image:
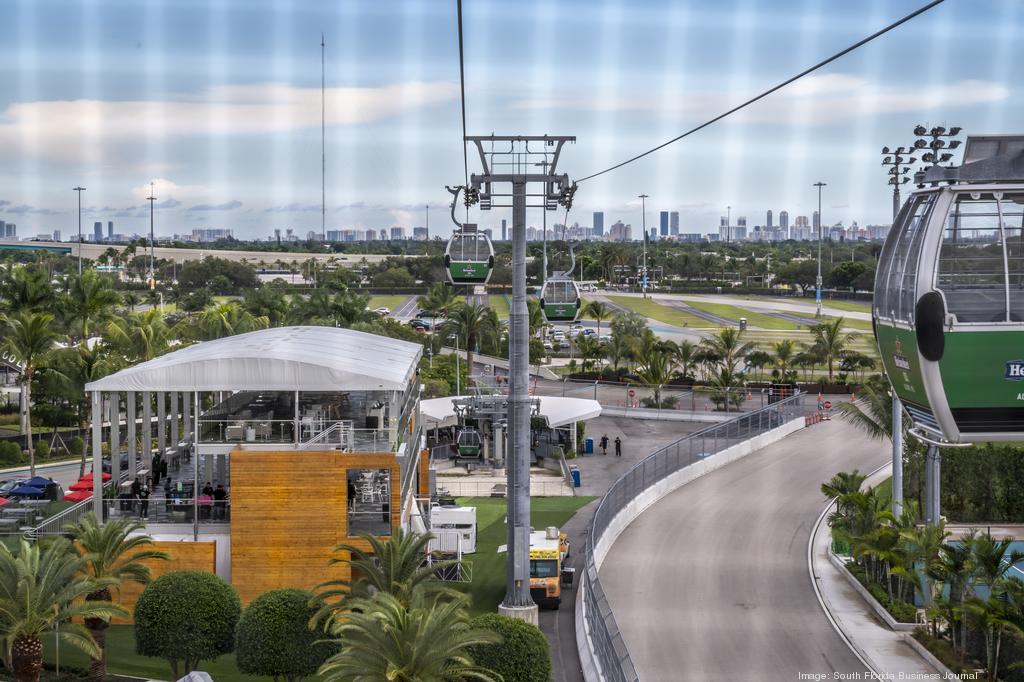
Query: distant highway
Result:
<box><xmin>600</xmin><ymin>419</ymin><xmax>887</xmax><ymax>682</ymax></box>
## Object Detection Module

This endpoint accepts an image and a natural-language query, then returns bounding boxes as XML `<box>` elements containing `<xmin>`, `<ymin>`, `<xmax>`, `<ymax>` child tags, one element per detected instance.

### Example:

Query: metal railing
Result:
<box><xmin>101</xmin><ymin>497</ymin><xmax>230</xmax><ymax>525</ymax></box>
<box><xmin>581</xmin><ymin>392</ymin><xmax>807</xmax><ymax>682</ymax></box>
<box><xmin>433</xmin><ymin>478</ymin><xmax>572</xmax><ymax>498</ymax></box>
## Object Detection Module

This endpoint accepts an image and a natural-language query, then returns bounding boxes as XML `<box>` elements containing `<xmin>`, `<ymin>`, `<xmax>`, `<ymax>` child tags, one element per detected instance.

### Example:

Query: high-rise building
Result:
<box><xmin>274</xmin><ymin>228</ymin><xmax>282</xmax><ymax>244</ymax></box>
<box><xmin>0</xmin><ymin>221</ymin><xmax>6</xmax><ymax>238</ymax></box>
<box><xmin>779</xmin><ymin>210</ymin><xmax>790</xmax><ymax>238</ymax></box>
<box><xmin>670</xmin><ymin>211</ymin><xmax>679</xmax><ymax>235</ymax></box>
<box><xmin>390</xmin><ymin>226</ymin><xmax>405</xmax><ymax>240</ymax></box>
<box><xmin>659</xmin><ymin>211</ymin><xmax>669</xmax><ymax>237</ymax></box>
<box><xmin>107</xmin><ymin>221</ymin><xmax>113</xmax><ymax>239</ymax></box>
<box><xmin>93</xmin><ymin>221</ymin><xmax>103</xmax><ymax>242</ymax></box>
<box><xmin>191</xmin><ymin>228</ymin><xmax>233</xmax><ymax>242</ymax></box>
<box><xmin>737</xmin><ymin>216</ymin><xmax>747</xmax><ymax>227</ymax></box>
<box><xmin>813</xmin><ymin>210</ymin><xmax>820</xmax><ymax>232</ymax></box>
<box><xmin>326</xmin><ymin>230</ymin><xmax>342</xmax><ymax>242</ymax></box>
<box><xmin>413</xmin><ymin>226</ymin><xmax>429</xmax><ymax>240</ymax></box>
<box><xmin>608</xmin><ymin>220</ymin><xmax>631</xmax><ymax>242</ymax></box>
<box><xmin>766</xmin><ymin>210</ymin><xmax>773</xmax><ymax>229</ymax></box>
<box><xmin>53</xmin><ymin>230</ymin><xmax>61</xmax><ymax>241</ymax></box>
<box><xmin>379</xmin><ymin>229</ymin><xmax>388</xmax><ymax>241</ymax></box>
<box><xmin>592</xmin><ymin>211</ymin><xmax>604</xmax><ymax>237</ymax></box>
<box><xmin>501</xmin><ymin>219</ymin><xmax>507</xmax><ymax>241</ymax></box>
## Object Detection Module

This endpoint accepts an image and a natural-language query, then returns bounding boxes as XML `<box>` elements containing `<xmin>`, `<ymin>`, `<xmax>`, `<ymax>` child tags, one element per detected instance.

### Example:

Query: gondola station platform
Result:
<box><xmin>82</xmin><ymin>326</ymin><xmax>432</xmax><ymax>612</ymax></box>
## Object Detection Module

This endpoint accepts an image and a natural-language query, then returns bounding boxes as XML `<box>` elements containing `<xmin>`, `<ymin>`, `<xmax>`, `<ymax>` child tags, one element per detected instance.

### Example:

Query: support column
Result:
<box><xmin>126</xmin><ymin>391</ymin><xmax>137</xmax><ymax>479</ymax></box>
<box><xmin>499</xmin><ymin>178</ymin><xmax>537</xmax><ymax>623</ymax></box>
<box><xmin>157</xmin><ymin>391</ymin><xmax>166</xmax><ymax>464</ymax></box>
<box><xmin>91</xmin><ymin>392</ymin><xmax>103</xmax><ymax>519</ymax></box>
<box><xmin>109</xmin><ymin>394</ymin><xmax>120</xmax><ymax>485</ymax></box>
<box><xmin>215</xmin><ymin>455</ymin><xmax>226</xmax><ymax>486</ymax></box>
<box><xmin>494</xmin><ymin>423</ymin><xmax>504</xmax><ymax>469</ymax></box>
<box><xmin>892</xmin><ymin>395</ymin><xmax>903</xmax><ymax>518</ymax></box>
<box><xmin>924</xmin><ymin>444</ymin><xmax>942</xmax><ymax>525</ymax></box>
<box><xmin>183</xmin><ymin>391</ymin><xmax>192</xmax><ymax>443</ymax></box>
<box><xmin>141</xmin><ymin>391</ymin><xmax>152</xmax><ymax>476</ymax></box>
<box><xmin>294</xmin><ymin>391</ymin><xmax>300</xmax><ymax>445</ymax></box>
<box><xmin>170</xmin><ymin>391</ymin><xmax>179</xmax><ymax>451</ymax></box>
<box><xmin>193</xmin><ymin>391</ymin><xmax>200</xmax><ymax>541</ymax></box>
<box><xmin>204</xmin><ymin>454</ymin><xmax>214</xmax><ymax>487</ymax></box>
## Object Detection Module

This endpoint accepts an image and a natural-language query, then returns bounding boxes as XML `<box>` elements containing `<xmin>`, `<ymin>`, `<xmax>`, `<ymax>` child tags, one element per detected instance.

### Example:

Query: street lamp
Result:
<box><xmin>813</xmin><ymin>181</ymin><xmax>827</xmax><ymax>318</ymax></box>
<box><xmin>72</xmin><ymin>186</ymin><xmax>86</xmax><ymax>275</ymax></box>
<box><xmin>146</xmin><ymin>182</ymin><xmax>157</xmax><ymax>288</ymax></box>
<box><xmin>638</xmin><ymin>194</ymin><xmax>648</xmax><ymax>298</ymax></box>
<box><xmin>881</xmin><ymin>147</ymin><xmax>916</xmax><ymax>221</ymax></box>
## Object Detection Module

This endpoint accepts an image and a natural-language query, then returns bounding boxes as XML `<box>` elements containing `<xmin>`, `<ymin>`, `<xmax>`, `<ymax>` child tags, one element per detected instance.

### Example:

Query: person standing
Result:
<box><xmin>138</xmin><ymin>485</ymin><xmax>150</xmax><ymax>518</ymax></box>
<box><xmin>600</xmin><ymin>434</ymin><xmax>609</xmax><ymax>456</ymax></box>
<box><xmin>213</xmin><ymin>484</ymin><xmax>227</xmax><ymax>520</ymax></box>
<box><xmin>614</xmin><ymin>436</ymin><xmax>622</xmax><ymax>457</ymax></box>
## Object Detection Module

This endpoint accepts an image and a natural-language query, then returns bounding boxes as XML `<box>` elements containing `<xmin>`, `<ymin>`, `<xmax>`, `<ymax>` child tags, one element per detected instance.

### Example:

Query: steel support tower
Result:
<box><xmin>464</xmin><ymin>135</ymin><xmax>575</xmax><ymax>623</ymax></box>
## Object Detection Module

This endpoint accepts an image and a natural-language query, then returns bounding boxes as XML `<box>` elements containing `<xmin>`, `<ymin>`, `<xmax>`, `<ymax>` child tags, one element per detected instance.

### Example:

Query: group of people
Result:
<box><xmin>598</xmin><ymin>434</ymin><xmax>623</xmax><ymax>457</ymax></box>
<box><xmin>201</xmin><ymin>482</ymin><xmax>229</xmax><ymax>520</ymax></box>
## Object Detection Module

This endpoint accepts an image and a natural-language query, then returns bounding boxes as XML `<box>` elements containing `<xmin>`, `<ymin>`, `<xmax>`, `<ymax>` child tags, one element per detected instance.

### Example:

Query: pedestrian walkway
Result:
<box><xmin>810</xmin><ymin>462</ymin><xmax>940</xmax><ymax>677</ymax></box>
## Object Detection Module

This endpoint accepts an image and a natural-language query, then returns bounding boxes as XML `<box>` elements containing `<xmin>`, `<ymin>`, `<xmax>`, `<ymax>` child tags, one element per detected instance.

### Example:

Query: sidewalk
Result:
<box><xmin>810</xmin><ymin>462</ymin><xmax>940</xmax><ymax>677</ymax></box>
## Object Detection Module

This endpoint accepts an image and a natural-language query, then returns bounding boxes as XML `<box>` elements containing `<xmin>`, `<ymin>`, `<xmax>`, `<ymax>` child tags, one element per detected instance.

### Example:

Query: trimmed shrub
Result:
<box><xmin>134</xmin><ymin>570</ymin><xmax>241</xmax><ymax>679</ymax></box>
<box><xmin>468</xmin><ymin>613</ymin><xmax>551</xmax><ymax>682</ymax></box>
<box><xmin>68</xmin><ymin>436</ymin><xmax>84</xmax><ymax>457</ymax></box>
<box><xmin>0</xmin><ymin>441</ymin><xmax>24</xmax><ymax>465</ymax></box>
<box><xmin>34</xmin><ymin>440</ymin><xmax>50</xmax><ymax>460</ymax></box>
<box><xmin>236</xmin><ymin>589</ymin><xmax>334</xmax><ymax>681</ymax></box>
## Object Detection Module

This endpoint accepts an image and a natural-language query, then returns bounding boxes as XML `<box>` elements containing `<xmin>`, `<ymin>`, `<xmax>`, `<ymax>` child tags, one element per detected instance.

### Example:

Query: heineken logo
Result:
<box><xmin>892</xmin><ymin>339</ymin><xmax>910</xmax><ymax>371</ymax></box>
<box><xmin>1007</xmin><ymin>360</ymin><xmax>1024</xmax><ymax>381</ymax></box>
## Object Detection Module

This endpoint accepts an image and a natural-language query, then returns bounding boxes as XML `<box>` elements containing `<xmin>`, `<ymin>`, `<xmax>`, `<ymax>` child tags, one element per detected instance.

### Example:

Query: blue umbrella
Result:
<box><xmin>24</xmin><ymin>477</ymin><xmax>53</xmax><ymax>488</ymax></box>
<box><xmin>9</xmin><ymin>485</ymin><xmax>45</xmax><ymax>497</ymax></box>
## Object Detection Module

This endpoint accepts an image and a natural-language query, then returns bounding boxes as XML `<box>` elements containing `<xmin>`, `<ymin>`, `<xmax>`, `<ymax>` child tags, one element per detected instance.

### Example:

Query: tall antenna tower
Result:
<box><xmin>147</xmin><ymin>181</ymin><xmax>156</xmax><ymax>288</ymax></box>
<box><xmin>321</xmin><ymin>33</ymin><xmax>326</xmax><ymax>237</ymax></box>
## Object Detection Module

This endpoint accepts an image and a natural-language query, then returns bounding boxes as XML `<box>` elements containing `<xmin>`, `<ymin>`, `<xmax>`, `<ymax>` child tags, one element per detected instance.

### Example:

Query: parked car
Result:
<box><xmin>543</xmin><ymin>340</ymin><xmax>554</xmax><ymax>350</ymax></box>
<box><xmin>582</xmin><ymin>328</ymin><xmax>596</xmax><ymax>337</ymax></box>
<box><xmin>409</xmin><ymin>319</ymin><xmax>432</xmax><ymax>330</ymax></box>
<box><xmin>599</xmin><ymin>334</ymin><xmax>612</xmax><ymax>343</ymax></box>
<box><xmin>0</xmin><ymin>479</ymin><xmax>25</xmax><ymax>497</ymax></box>
<box><xmin>372</xmin><ymin>306</ymin><xmax>391</xmax><ymax>316</ymax></box>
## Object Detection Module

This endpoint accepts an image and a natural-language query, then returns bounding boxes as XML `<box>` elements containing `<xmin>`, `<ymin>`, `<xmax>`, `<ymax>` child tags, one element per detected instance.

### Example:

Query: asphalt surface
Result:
<box><xmin>0</xmin><ymin>459</ymin><xmax>90</xmax><ymax>490</ymax></box>
<box><xmin>600</xmin><ymin>418</ymin><xmax>888</xmax><ymax>682</ymax></box>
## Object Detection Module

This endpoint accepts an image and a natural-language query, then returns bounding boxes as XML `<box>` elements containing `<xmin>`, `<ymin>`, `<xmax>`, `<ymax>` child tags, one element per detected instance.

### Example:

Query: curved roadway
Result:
<box><xmin>600</xmin><ymin>419</ymin><xmax>888</xmax><ymax>681</ymax></box>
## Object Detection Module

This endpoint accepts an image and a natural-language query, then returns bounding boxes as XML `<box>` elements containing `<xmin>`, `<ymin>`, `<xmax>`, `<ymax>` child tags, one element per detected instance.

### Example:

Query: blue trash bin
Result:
<box><xmin>584</xmin><ymin>438</ymin><xmax>594</xmax><ymax>454</ymax></box>
<box><xmin>570</xmin><ymin>466</ymin><xmax>581</xmax><ymax>488</ymax></box>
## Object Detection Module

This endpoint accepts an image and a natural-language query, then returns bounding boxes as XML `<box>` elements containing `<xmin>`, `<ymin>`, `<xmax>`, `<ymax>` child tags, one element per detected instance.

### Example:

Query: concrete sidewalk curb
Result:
<box><xmin>902</xmin><ymin>633</ymin><xmax>958</xmax><ymax>679</ymax></box>
<box><xmin>0</xmin><ymin>457</ymin><xmax>92</xmax><ymax>476</ymax></box>
<box><xmin>827</xmin><ymin>551</ymin><xmax>916</xmax><ymax>632</ymax></box>
<box><xmin>577</xmin><ymin>416</ymin><xmax>807</xmax><ymax>682</ymax></box>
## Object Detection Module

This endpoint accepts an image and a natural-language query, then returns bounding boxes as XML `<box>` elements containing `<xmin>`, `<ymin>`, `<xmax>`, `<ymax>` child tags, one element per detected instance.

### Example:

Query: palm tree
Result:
<box><xmin>185</xmin><ymin>302</ymin><xmax>269</xmax><ymax>341</ymax></box>
<box><xmin>313</xmin><ymin>530</ymin><xmax>459</xmax><ymax>630</ymax></box>
<box><xmin>441</xmin><ymin>301</ymin><xmax>496</xmax><ymax>382</ymax></box>
<box><xmin>671</xmin><ymin>339</ymin><xmax>698</xmax><ymax>382</ymax></box>
<box><xmin>821</xmin><ymin>470</ymin><xmax>867</xmax><ymax>506</ymax></box>
<box><xmin>576</xmin><ymin>335</ymin><xmax>603</xmax><ymax>373</ymax></box>
<box><xmin>65</xmin><ymin>269</ymin><xmax>121</xmax><ymax>340</ymax></box>
<box><xmin>896</xmin><ymin>522</ymin><xmax>948</xmax><ymax>609</ymax></box>
<box><xmin>809</xmin><ymin>317</ymin><xmax>856</xmax><ymax>380</ymax></box>
<box><xmin>526</xmin><ymin>298</ymin><xmax>545</xmax><ymax>337</ymax></box>
<box><xmin>419</xmin><ymin>282</ymin><xmax>459</xmax><ymax>319</ymax></box>
<box><xmin>583</xmin><ymin>300</ymin><xmax>611</xmax><ymax>338</ymax></box>
<box><xmin>604</xmin><ymin>335</ymin><xmax>631</xmax><ymax>375</ymax></box>
<box><xmin>53</xmin><ymin>343</ymin><xmax>118</xmax><ymax>478</ymax></box>
<box><xmin>318</xmin><ymin>592</ymin><xmax>500</xmax><ymax>682</ymax></box>
<box><xmin>0</xmin><ymin>539</ymin><xmax>128</xmax><ymax>682</ymax></box>
<box><xmin>966</xmin><ymin>591</ymin><xmax>1023</xmax><ymax>682</ymax></box>
<box><xmin>242</xmin><ymin>285</ymin><xmax>289</xmax><ymax>326</ymax></box>
<box><xmin>67</xmin><ymin>513</ymin><xmax>169</xmax><ymax>682</ymax></box>
<box><xmin>0</xmin><ymin>266</ymin><xmax>53</xmax><ymax>315</ymax></box>
<box><xmin>636</xmin><ymin>349</ymin><xmax>673</xmax><ymax>407</ymax></box>
<box><xmin>0</xmin><ymin>312</ymin><xmax>60</xmax><ymax>474</ymax></box>
<box><xmin>104</xmin><ymin>309</ymin><xmax>173</xmax><ymax>363</ymax></box>
<box><xmin>699</xmin><ymin>327</ymin><xmax>755</xmax><ymax>375</ymax></box>
<box><xmin>770</xmin><ymin>339</ymin><xmax>798</xmax><ymax>382</ymax></box>
<box><xmin>121</xmin><ymin>291</ymin><xmax>140</xmax><ymax>313</ymax></box>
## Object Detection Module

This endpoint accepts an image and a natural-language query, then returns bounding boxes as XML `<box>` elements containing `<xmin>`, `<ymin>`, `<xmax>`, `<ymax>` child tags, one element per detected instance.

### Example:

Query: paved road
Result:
<box><xmin>601</xmin><ymin>418</ymin><xmax>888</xmax><ymax>682</ymax></box>
<box><xmin>0</xmin><ymin>459</ymin><xmax>91</xmax><ymax>490</ymax></box>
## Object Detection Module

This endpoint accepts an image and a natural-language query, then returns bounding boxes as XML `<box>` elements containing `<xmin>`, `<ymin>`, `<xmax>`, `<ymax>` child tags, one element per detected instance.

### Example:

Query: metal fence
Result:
<box><xmin>580</xmin><ymin>392</ymin><xmax>807</xmax><ymax>682</ymax></box>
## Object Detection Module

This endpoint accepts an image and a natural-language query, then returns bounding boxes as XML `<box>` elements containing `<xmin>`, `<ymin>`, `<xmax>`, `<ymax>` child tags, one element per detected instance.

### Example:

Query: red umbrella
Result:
<box><xmin>0</xmin><ymin>497</ymin><xmax>9</xmax><ymax>506</ymax></box>
<box><xmin>69</xmin><ymin>480</ymin><xmax>94</xmax><ymax>492</ymax></box>
<box><xmin>64</xmin><ymin>490</ymin><xmax>92</xmax><ymax>503</ymax></box>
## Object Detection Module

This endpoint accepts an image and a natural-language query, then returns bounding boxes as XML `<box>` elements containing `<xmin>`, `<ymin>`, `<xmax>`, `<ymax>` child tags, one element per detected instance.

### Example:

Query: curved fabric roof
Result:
<box><xmin>420</xmin><ymin>395</ymin><xmax>601</xmax><ymax>429</ymax></box>
<box><xmin>85</xmin><ymin>326</ymin><xmax>422</xmax><ymax>392</ymax></box>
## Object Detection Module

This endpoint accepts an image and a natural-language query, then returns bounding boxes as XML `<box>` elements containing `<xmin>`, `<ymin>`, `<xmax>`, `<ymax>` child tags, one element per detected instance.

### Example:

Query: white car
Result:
<box><xmin>372</xmin><ymin>307</ymin><xmax>391</xmax><ymax>316</ymax></box>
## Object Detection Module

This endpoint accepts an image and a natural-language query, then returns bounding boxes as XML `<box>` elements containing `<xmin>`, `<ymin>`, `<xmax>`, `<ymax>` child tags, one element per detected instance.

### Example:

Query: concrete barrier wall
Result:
<box><xmin>577</xmin><ymin>416</ymin><xmax>807</xmax><ymax>681</ymax></box>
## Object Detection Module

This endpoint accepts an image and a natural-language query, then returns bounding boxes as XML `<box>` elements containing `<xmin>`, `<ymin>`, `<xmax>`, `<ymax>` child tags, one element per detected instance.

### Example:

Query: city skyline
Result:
<box><xmin>1</xmin><ymin>0</ymin><xmax>1020</xmax><ymax>237</ymax></box>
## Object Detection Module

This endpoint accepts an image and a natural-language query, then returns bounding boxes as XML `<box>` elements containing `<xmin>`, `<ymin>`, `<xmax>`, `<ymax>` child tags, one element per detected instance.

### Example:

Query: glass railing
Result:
<box><xmin>197</xmin><ymin>418</ymin><xmax>297</xmax><ymax>444</ymax></box>
<box><xmin>102</xmin><ymin>497</ymin><xmax>229</xmax><ymax>525</ymax></box>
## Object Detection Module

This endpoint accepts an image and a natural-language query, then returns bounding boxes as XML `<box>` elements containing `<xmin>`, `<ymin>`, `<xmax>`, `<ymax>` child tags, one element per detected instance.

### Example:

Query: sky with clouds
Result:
<box><xmin>0</xmin><ymin>0</ymin><xmax>1020</xmax><ymax>239</ymax></box>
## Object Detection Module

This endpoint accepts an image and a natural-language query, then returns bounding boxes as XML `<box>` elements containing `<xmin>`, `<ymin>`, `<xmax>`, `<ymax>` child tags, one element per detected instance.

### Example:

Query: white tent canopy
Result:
<box><xmin>85</xmin><ymin>326</ymin><xmax>423</xmax><ymax>393</ymax></box>
<box><xmin>420</xmin><ymin>395</ymin><xmax>601</xmax><ymax>429</ymax></box>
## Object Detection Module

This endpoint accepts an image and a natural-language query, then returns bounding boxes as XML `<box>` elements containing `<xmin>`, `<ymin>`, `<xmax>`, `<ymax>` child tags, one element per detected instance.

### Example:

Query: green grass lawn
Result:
<box><xmin>41</xmin><ymin>626</ymin><xmax>274</xmax><ymax>682</ymax></box>
<box><xmin>684</xmin><ymin>299</ymin><xmax>803</xmax><ymax>331</ymax></box>
<box><xmin>487</xmin><ymin>294</ymin><xmax>510</xmax><ymax>320</ymax></box>
<box><xmin>826</xmin><ymin>314</ymin><xmax>872</xmax><ymax>332</ymax></box>
<box><xmin>818</xmin><ymin>298</ymin><xmax>872</xmax><ymax>313</ymax></box>
<box><xmin>606</xmin><ymin>296</ymin><xmax>712</xmax><ymax>329</ymax></box>
<box><xmin>367</xmin><ymin>295</ymin><xmax>410</xmax><ymax>312</ymax></box>
<box><xmin>454</xmin><ymin>496</ymin><xmax>595</xmax><ymax>615</ymax></box>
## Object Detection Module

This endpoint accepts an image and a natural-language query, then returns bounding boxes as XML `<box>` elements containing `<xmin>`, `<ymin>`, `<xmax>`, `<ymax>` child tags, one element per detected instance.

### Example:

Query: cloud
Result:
<box><xmin>0</xmin><ymin>81</ymin><xmax>459</xmax><ymax>163</ymax></box>
<box><xmin>264</xmin><ymin>203</ymin><xmax>320</xmax><ymax>213</ymax></box>
<box><xmin>390</xmin><ymin>208</ymin><xmax>415</xmax><ymax>228</ymax></box>
<box><xmin>188</xmin><ymin>200</ymin><xmax>242</xmax><ymax>211</ymax></box>
<box><xmin>514</xmin><ymin>75</ymin><xmax>1009</xmax><ymax>125</ymax></box>
<box><xmin>0</xmin><ymin>200</ymin><xmax>9</xmax><ymax>208</ymax></box>
<box><xmin>5</xmin><ymin>204</ymin><xmax>61</xmax><ymax>215</ymax></box>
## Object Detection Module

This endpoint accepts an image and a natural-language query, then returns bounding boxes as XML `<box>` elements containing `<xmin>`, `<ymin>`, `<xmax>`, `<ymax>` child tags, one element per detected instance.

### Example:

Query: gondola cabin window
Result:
<box><xmin>936</xmin><ymin>193</ymin><xmax>1024</xmax><ymax>323</ymax></box>
<box><xmin>876</xmin><ymin>193</ymin><xmax>936</xmax><ymax>323</ymax></box>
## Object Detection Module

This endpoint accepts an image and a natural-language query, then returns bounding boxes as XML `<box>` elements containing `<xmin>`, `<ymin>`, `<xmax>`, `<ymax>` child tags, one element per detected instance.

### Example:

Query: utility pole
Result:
<box><xmin>73</xmin><ymin>186</ymin><xmax>86</xmax><ymax>275</ymax></box>
<box><xmin>465</xmin><ymin>135</ymin><xmax>575</xmax><ymax>625</ymax></box>
<box><xmin>880</xmin><ymin>145</ymin><xmax>915</xmax><ymax>519</ymax></box>
<box><xmin>321</xmin><ymin>34</ymin><xmax>326</xmax><ymax>238</ymax></box>
<box><xmin>425</xmin><ymin>204</ymin><xmax>429</xmax><ymax>240</ymax></box>
<box><xmin>535</xmin><ymin>159</ymin><xmax>550</xmax><ymax>283</ymax></box>
<box><xmin>146</xmin><ymin>182</ymin><xmax>156</xmax><ymax>288</ymax></box>
<box><xmin>639</xmin><ymin>194</ymin><xmax>649</xmax><ymax>298</ymax></box>
<box><xmin>813</xmin><ymin>182</ymin><xmax>826</xmax><ymax>318</ymax></box>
